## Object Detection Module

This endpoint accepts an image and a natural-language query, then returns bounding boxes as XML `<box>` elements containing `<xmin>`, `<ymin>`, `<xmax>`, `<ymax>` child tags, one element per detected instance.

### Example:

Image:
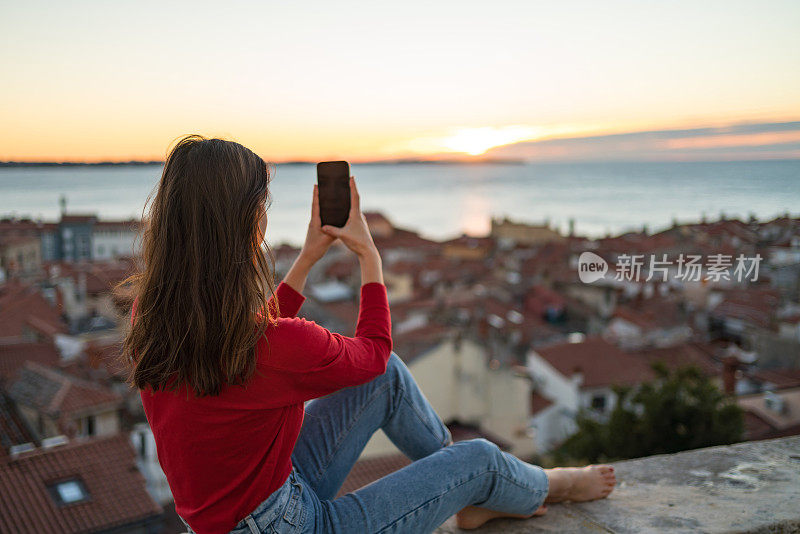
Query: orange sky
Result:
<box><xmin>1</xmin><ymin>1</ymin><xmax>799</xmax><ymax>162</ymax></box>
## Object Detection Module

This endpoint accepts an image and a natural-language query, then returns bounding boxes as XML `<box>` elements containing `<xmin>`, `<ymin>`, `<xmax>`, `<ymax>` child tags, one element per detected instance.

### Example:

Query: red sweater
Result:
<box><xmin>140</xmin><ymin>282</ymin><xmax>392</xmax><ymax>534</ymax></box>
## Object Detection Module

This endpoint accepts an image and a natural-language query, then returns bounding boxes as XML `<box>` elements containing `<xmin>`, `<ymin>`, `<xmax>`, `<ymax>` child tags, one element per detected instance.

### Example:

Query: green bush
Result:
<box><xmin>557</xmin><ymin>362</ymin><xmax>744</xmax><ymax>463</ymax></box>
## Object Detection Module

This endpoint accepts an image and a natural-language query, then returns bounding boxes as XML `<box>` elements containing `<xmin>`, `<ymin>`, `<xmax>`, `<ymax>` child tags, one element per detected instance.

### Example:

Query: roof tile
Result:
<box><xmin>0</xmin><ymin>434</ymin><xmax>162</xmax><ymax>533</ymax></box>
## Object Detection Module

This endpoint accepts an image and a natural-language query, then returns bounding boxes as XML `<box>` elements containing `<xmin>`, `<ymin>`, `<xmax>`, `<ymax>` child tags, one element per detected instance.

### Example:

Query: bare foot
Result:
<box><xmin>455</xmin><ymin>504</ymin><xmax>547</xmax><ymax>530</ymax></box>
<box><xmin>544</xmin><ymin>465</ymin><xmax>616</xmax><ymax>503</ymax></box>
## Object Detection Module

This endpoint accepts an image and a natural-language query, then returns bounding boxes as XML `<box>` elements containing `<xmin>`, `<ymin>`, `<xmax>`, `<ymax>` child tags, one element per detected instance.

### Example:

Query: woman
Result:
<box><xmin>125</xmin><ymin>135</ymin><xmax>616</xmax><ymax>534</ymax></box>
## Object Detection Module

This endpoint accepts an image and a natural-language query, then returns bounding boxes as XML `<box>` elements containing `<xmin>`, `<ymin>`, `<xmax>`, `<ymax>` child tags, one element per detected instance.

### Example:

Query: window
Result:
<box><xmin>591</xmin><ymin>394</ymin><xmax>607</xmax><ymax>412</ymax></box>
<box><xmin>48</xmin><ymin>478</ymin><xmax>90</xmax><ymax>506</ymax></box>
<box><xmin>136</xmin><ymin>432</ymin><xmax>147</xmax><ymax>458</ymax></box>
<box><xmin>78</xmin><ymin>236</ymin><xmax>91</xmax><ymax>258</ymax></box>
<box><xmin>80</xmin><ymin>415</ymin><xmax>96</xmax><ymax>437</ymax></box>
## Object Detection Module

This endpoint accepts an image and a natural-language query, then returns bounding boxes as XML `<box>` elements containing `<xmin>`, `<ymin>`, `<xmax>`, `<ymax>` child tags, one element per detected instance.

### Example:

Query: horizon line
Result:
<box><xmin>3</xmin><ymin>156</ymin><xmax>800</xmax><ymax>167</ymax></box>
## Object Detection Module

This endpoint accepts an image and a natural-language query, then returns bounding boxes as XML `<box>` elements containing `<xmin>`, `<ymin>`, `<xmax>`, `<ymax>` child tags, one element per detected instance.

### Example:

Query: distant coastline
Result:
<box><xmin>4</xmin><ymin>158</ymin><xmax>800</xmax><ymax>168</ymax></box>
<box><xmin>0</xmin><ymin>161</ymin><xmax>164</xmax><ymax>167</ymax></box>
<box><xmin>0</xmin><ymin>158</ymin><xmax>526</xmax><ymax>167</ymax></box>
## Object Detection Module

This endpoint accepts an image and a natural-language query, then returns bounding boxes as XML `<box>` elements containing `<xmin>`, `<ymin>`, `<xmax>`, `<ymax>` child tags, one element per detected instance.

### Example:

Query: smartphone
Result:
<box><xmin>317</xmin><ymin>161</ymin><xmax>351</xmax><ymax>227</ymax></box>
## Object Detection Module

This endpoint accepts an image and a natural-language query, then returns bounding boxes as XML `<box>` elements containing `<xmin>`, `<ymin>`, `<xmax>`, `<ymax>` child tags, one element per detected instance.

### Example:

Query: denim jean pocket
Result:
<box><xmin>264</xmin><ymin>476</ymin><xmax>306</xmax><ymax>534</ymax></box>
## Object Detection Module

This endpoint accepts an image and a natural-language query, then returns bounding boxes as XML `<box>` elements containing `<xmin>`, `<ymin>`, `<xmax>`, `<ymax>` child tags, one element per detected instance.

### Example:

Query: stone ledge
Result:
<box><xmin>435</xmin><ymin>436</ymin><xmax>800</xmax><ymax>533</ymax></box>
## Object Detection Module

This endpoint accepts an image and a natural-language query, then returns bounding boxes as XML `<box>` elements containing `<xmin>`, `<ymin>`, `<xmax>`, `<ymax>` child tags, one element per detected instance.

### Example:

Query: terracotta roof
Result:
<box><xmin>519</xmin><ymin>242</ymin><xmax>571</xmax><ymax>277</ymax></box>
<box><xmin>0</xmin><ymin>235</ymin><xmax>39</xmax><ymax>247</ymax></box>
<box><xmin>0</xmin><ymin>220</ymin><xmax>48</xmax><ymax>236</ymax></box>
<box><xmin>738</xmin><ymin>387</ymin><xmax>800</xmax><ymax>433</ymax></box>
<box><xmin>533</xmin><ymin>336</ymin><xmax>654</xmax><ymax>389</ymax></box>
<box><xmin>530</xmin><ymin>391</ymin><xmax>554</xmax><ymax>415</ymax></box>
<box><xmin>49</xmin><ymin>260</ymin><xmax>135</xmax><ymax>295</ymax></box>
<box><xmin>364</xmin><ymin>212</ymin><xmax>392</xmax><ymax>226</ymax></box>
<box><xmin>597</xmin><ymin>232</ymin><xmax>679</xmax><ymax>255</ymax></box>
<box><xmin>0</xmin><ymin>390</ymin><xmax>38</xmax><ymax>460</ymax></box>
<box><xmin>388</xmin><ymin>298</ymin><xmax>438</xmax><ymax>324</ymax></box>
<box><xmin>743</xmin><ymin>410</ymin><xmax>776</xmax><ymax>441</ymax></box>
<box><xmin>751</xmin><ymin>368</ymin><xmax>800</xmax><ymax>390</ymax></box>
<box><xmin>93</xmin><ymin>219</ymin><xmax>141</xmax><ymax>230</ymax></box>
<box><xmin>392</xmin><ymin>323</ymin><xmax>453</xmax><ymax>364</ymax></box>
<box><xmin>59</xmin><ymin>214</ymin><xmax>97</xmax><ymax>224</ymax></box>
<box><xmin>324</xmin><ymin>256</ymin><xmax>359</xmax><ymax>280</ymax></box>
<box><xmin>0</xmin><ymin>281</ymin><xmax>67</xmax><ymax>341</ymax></box>
<box><xmin>86</xmin><ymin>341</ymin><xmax>128</xmax><ymax>379</ymax></box>
<box><xmin>373</xmin><ymin>228</ymin><xmax>441</xmax><ymax>252</ymax></box>
<box><xmin>437</xmin><ymin>259</ymin><xmax>492</xmax><ymax>284</ymax></box>
<box><xmin>525</xmin><ymin>285</ymin><xmax>567</xmax><ymax>317</ymax></box>
<box><xmin>635</xmin><ymin>343</ymin><xmax>720</xmax><ymax>376</ymax></box>
<box><xmin>0</xmin><ymin>342</ymin><xmax>61</xmax><ymax>384</ymax></box>
<box><xmin>442</xmin><ymin>235</ymin><xmax>494</xmax><ymax>249</ymax></box>
<box><xmin>761</xmin><ymin>215</ymin><xmax>800</xmax><ymax>228</ymax></box>
<box><xmin>269</xmin><ymin>243</ymin><xmax>301</xmax><ymax>266</ymax></box>
<box><xmin>0</xmin><ymin>434</ymin><xmax>162</xmax><ymax>534</ymax></box>
<box><xmin>383</xmin><ymin>259</ymin><xmax>425</xmax><ymax>276</ymax></box>
<box><xmin>517</xmin><ymin>319</ymin><xmax>564</xmax><ymax>347</ymax></box>
<box><xmin>691</xmin><ymin>219</ymin><xmax>759</xmax><ymax>245</ymax></box>
<box><xmin>612</xmin><ymin>297</ymin><xmax>685</xmax><ymax>331</ymax></box>
<box><xmin>312</xmin><ymin>300</ymin><xmax>360</xmax><ymax>336</ymax></box>
<box><xmin>711</xmin><ymin>288</ymin><xmax>780</xmax><ymax>330</ymax></box>
<box><xmin>8</xmin><ymin>362</ymin><xmax>122</xmax><ymax>418</ymax></box>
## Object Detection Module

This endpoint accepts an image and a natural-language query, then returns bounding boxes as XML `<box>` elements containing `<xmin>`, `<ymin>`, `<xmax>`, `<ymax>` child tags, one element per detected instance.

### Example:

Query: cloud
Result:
<box><xmin>485</xmin><ymin>121</ymin><xmax>800</xmax><ymax>161</ymax></box>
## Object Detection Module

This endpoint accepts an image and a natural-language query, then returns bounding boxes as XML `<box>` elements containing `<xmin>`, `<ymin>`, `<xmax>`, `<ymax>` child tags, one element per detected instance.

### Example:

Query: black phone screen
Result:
<box><xmin>317</xmin><ymin>161</ymin><xmax>351</xmax><ymax>227</ymax></box>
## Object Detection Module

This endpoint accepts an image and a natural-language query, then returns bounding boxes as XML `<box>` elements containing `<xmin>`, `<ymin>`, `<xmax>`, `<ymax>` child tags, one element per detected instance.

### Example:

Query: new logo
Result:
<box><xmin>578</xmin><ymin>252</ymin><xmax>608</xmax><ymax>283</ymax></box>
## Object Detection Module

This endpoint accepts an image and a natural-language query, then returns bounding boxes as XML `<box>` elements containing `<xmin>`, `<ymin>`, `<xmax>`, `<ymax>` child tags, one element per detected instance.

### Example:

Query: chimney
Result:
<box><xmin>571</xmin><ymin>365</ymin><xmax>584</xmax><ymax>386</ymax></box>
<box><xmin>722</xmin><ymin>355</ymin><xmax>738</xmax><ymax>395</ymax></box>
<box><xmin>478</xmin><ymin>316</ymin><xmax>489</xmax><ymax>339</ymax></box>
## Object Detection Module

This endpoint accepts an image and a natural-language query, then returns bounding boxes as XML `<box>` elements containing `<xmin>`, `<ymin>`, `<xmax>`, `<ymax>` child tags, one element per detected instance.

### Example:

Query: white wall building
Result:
<box><xmin>526</xmin><ymin>336</ymin><xmax>654</xmax><ymax>452</ymax></box>
<box><xmin>131</xmin><ymin>423</ymin><xmax>173</xmax><ymax>505</ymax></box>
<box><xmin>92</xmin><ymin>221</ymin><xmax>140</xmax><ymax>260</ymax></box>
<box><xmin>360</xmin><ymin>336</ymin><xmax>536</xmax><ymax>460</ymax></box>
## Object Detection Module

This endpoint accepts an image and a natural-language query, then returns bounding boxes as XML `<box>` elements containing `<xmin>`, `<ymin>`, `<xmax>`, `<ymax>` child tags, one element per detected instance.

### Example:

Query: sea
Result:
<box><xmin>1</xmin><ymin>160</ymin><xmax>798</xmax><ymax>246</ymax></box>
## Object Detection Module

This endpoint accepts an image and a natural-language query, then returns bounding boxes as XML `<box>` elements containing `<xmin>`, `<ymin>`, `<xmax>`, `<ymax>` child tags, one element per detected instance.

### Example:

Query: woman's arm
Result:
<box><xmin>285</xmin><ymin>176</ymin><xmax>384</xmax><ymax>292</ymax></box>
<box><xmin>322</xmin><ymin>177</ymin><xmax>383</xmax><ymax>285</ymax></box>
<box><xmin>257</xmin><ymin>177</ymin><xmax>391</xmax><ymax>399</ymax></box>
<box><xmin>259</xmin><ymin>282</ymin><xmax>392</xmax><ymax>400</ymax></box>
<box><xmin>282</xmin><ymin>184</ymin><xmax>336</xmax><ymax>294</ymax></box>
<box><xmin>282</xmin><ymin>253</ymin><xmax>315</xmax><ymax>295</ymax></box>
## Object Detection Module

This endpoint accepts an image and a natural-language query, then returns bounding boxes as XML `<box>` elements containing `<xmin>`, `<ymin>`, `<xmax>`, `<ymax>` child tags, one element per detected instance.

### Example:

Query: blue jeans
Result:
<box><xmin>206</xmin><ymin>353</ymin><xmax>548</xmax><ymax>534</ymax></box>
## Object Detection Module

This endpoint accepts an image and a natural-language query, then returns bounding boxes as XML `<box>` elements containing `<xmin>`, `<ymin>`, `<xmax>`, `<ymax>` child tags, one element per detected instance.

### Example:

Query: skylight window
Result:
<box><xmin>48</xmin><ymin>478</ymin><xmax>90</xmax><ymax>506</ymax></box>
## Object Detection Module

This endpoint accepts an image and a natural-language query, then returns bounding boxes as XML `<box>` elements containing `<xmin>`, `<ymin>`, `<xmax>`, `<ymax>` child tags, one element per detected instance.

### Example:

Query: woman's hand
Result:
<box><xmin>321</xmin><ymin>177</ymin><xmax>378</xmax><ymax>259</ymax></box>
<box><xmin>282</xmin><ymin>185</ymin><xmax>335</xmax><ymax>294</ymax></box>
<box><xmin>298</xmin><ymin>184</ymin><xmax>336</xmax><ymax>264</ymax></box>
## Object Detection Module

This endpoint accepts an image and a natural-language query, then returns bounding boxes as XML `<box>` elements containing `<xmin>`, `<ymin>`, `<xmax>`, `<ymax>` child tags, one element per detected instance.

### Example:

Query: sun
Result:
<box><xmin>440</xmin><ymin>126</ymin><xmax>540</xmax><ymax>156</ymax></box>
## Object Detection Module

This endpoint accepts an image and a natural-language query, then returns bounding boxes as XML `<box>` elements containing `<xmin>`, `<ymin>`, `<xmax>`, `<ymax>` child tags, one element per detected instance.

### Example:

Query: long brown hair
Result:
<box><xmin>121</xmin><ymin>135</ymin><xmax>278</xmax><ymax>396</ymax></box>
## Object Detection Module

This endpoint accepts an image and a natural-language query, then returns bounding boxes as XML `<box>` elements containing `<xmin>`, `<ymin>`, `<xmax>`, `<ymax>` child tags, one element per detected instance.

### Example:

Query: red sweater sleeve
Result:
<box><xmin>258</xmin><ymin>282</ymin><xmax>392</xmax><ymax>401</ymax></box>
<box><xmin>268</xmin><ymin>281</ymin><xmax>306</xmax><ymax>319</ymax></box>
